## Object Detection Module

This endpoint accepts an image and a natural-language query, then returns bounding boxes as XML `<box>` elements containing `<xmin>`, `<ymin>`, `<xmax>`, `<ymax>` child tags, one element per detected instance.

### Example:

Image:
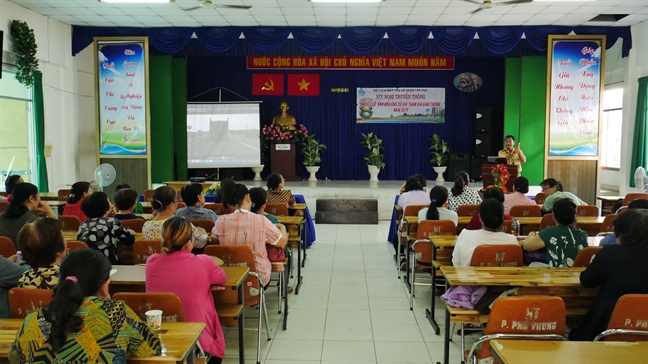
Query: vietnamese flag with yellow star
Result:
<box><xmin>287</xmin><ymin>74</ymin><xmax>320</xmax><ymax>96</ymax></box>
<box><xmin>252</xmin><ymin>74</ymin><xmax>284</xmax><ymax>96</ymax></box>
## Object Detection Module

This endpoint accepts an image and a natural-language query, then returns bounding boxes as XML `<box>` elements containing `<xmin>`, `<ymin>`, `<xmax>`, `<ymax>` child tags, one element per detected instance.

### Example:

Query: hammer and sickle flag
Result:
<box><xmin>252</xmin><ymin>74</ymin><xmax>284</xmax><ymax>96</ymax></box>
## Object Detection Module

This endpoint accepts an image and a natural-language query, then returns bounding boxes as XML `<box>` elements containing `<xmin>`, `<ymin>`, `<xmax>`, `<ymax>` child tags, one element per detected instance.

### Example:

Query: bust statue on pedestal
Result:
<box><xmin>272</xmin><ymin>101</ymin><xmax>297</xmax><ymax>126</ymax></box>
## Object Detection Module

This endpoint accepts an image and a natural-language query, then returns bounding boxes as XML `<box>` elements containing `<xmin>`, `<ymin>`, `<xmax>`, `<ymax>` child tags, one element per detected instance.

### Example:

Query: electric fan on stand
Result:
<box><xmin>94</xmin><ymin>164</ymin><xmax>117</xmax><ymax>191</ymax></box>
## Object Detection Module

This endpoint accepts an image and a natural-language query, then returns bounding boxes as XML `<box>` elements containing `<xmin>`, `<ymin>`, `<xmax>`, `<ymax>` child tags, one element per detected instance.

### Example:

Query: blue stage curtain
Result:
<box><xmin>72</xmin><ymin>25</ymin><xmax>633</xmax><ymax>58</ymax></box>
<box><xmin>242</xmin><ymin>27</ymin><xmax>291</xmax><ymax>52</ymax></box>
<box><xmin>340</xmin><ymin>27</ymin><xmax>386</xmax><ymax>54</ymax></box>
<box><xmin>387</xmin><ymin>26</ymin><xmax>432</xmax><ymax>54</ymax></box>
<box><xmin>291</xmin><ymin>27</ymin><xmax>339</xmax><ymax>53</ymax></box>
<box><xmin>477</xmin><ymin>27</ymin><xmax>524</xmax><ymax>55</ymax></box>
<box><xmin>196</xmin><ymin>27</ymin><xmax>242</xmax><ymax>52</ymax></box>
<box><xmin>432</xmin><ymin>27</ymin><xmax>476</xmax><ymax>55</ymax></box>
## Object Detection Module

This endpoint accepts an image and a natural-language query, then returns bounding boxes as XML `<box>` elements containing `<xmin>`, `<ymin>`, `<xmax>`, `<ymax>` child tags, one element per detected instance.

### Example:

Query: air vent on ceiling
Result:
<box><xmin>589</xmin><ymin>14</ymin><xmax>629</xmax><ymax>22</ymax></box>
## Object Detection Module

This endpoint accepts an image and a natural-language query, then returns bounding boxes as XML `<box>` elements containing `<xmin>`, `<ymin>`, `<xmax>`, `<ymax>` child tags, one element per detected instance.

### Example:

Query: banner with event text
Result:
<box><xmin>357</xmin><ymin>88</ymin><xmax>445</xmax><ymax>124</ymax></box>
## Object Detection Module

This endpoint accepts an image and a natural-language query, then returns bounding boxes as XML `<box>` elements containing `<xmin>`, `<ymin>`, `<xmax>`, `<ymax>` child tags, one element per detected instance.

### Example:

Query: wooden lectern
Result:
<box><xmin>270</xmin><ymin>143</ymin><xmax>300</xmax><ymax>181</ymax></box>
<box><xmin>482</xmin><ymin>164</ymin><xmax>519</xmax><ymax>192</ymax></box>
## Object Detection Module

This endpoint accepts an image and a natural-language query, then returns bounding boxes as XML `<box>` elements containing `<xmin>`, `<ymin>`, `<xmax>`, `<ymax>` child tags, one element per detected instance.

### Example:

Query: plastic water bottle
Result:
<box><xmin>511</xmin><ymin>218</ymin><xmax>520</xmax><ymax>237</ymax></box>
<box><xmin>16</xmin><ymin>251</ymin><xmax>23</xmax><ymax>263</ymax></box>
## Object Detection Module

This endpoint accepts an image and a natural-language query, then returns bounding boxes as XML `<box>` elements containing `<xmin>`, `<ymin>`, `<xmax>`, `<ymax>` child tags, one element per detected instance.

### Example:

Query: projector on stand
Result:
<box><xmin>190</xmin><ymin>177</ymin><xmax>207</xmax><ymax>183</ymax></box>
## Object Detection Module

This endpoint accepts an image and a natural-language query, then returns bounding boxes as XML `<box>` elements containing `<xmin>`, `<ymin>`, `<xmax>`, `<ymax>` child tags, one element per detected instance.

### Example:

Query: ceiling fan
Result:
<box><xmin>461</xmin><ymin>0</ymin><xmax>533</xmax><ymax>13</ymax></box>
<box><xmin>183</xmin><ymin>0</ymin><xmax>252</xmax><ymax>11</ymax></box>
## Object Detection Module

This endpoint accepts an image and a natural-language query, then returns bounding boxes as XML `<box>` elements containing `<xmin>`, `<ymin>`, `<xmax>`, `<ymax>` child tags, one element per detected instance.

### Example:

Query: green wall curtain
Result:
<box><xmin>630</xmin><ymin>77</ymin><xmax>648</xmax><ymax>188</ymax></box>
<box><xmin>32</xmin><ymin>71</ymin><xmax>49</xmax><ymax>192</ymax></box>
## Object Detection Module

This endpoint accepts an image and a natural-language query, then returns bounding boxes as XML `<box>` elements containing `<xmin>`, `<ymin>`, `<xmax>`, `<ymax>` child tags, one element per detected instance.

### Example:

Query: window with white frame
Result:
<box><xmin>601</xmin><ymin>88</ymin><xmax>623</xmax><ymax>169</ymax></box>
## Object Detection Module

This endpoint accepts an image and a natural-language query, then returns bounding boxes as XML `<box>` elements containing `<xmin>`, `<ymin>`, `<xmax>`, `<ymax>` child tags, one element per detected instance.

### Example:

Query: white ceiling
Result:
<box><xmin>7</xmin><ymin>0</ymin><xmax>648</xmax><ymax>28</ymax></box>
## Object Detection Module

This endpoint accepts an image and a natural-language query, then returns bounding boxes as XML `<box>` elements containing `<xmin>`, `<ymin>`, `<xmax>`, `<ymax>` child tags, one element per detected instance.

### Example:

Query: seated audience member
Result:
<box><xmin>142</xmin><ymin>186</ymin><xmax>208</xmax><ymax>248</ymax></box>
<box><xmin>77</xmin><ymin>192</ymin><xmax>134</xmax><ymax>264</ymax></box>
<box><xmin>266</xmin><ymin>173</ymin><xmax>296</xmax><ymax>206</ymax></box>
<box><xmin>62</xmin><ymin>182</ymin><xmax>92</xmax><ymax>222</ymax></box>
<box><xmin>399</xmin><ymin>175</ymin><xmax>432</xmax><ymax>212</ymax></box>
<box><xmin>146</xmin><ymin>217</ymin><xmax>226</xmax><ymax>364</ymax></box>
<box><xmin>9</xmin><ymin>249</ymin><xmax>161</xmax><ymax>363</ymax></box>
<box><xmin>113</xmin><ymin>188</ymin><xmax>145</xmax><ymax>221</ymax></box>
<box><xmin>0</xmin><ymin>183</ymin><xmax>54</xmax><ymax>244</ymax></box>
<box><xmin>521</xmin><ymin>198</ymin><xmax>587</xmax><ymax>267</ymax></box>
<box><xmin>4</xmin><ymin>175</ymin><xmax>23</xmax><ymax>203</ymax></box>
<box><xmin>0</xmin><ymin>256</ymin><xmax>30</xmax><ymax>318</ymax></box>
<box><xmin>569</xmin><ymin>209</ymin><xmax>648</xmax><ymax>341</ymax></box>
<box><xmin>17</xmin><ymin>218</ymin><xmax>66</xmax><ymax>289</ymax></box>
<box><xmin>175</xmin><ymin>183</ymin><xmax>218</xmax><ymax>223</ymax></box>
<box><xmin>452</xmin><ymin>198</ymin><xmax>519</xmax><ymax>266</ymax></box>
<box><xmin>600</xmin><ymin>198</ymin><xmax>648</xmax><ymax>246</ymax></box>
<box><xmin>212</xmin><ymin>180</ymin><xmax>288</xmax><ymax>287</ymax></box>
<box><xmin>400</xmin><ymin>173</ymin><xmax>427</xmax><ymax>195</ymax></box>
<box><xmin>418</xmin><ymin>186</ymin><xmax>458</xmax><ymax>226</ymax></box>
<box><xmin>115</xmin><ymin>183</ymin><xmax>144</xmax><ymax>214</ymax></box>
<box><xmin>466</xmin><ymin>187</ymin><xmax>513</xmax><ymax>230</ymax></box>
<box><xmin>250</xmin><ymin>187</ymin><xmax>291</xmax><ymax>265</ymax></box>
<box><xmin>503</xmin><ymin>176</ymin><xmax>535</xmax><ymax>215</ymax></box>
<box><xmin>447</xmin><ymin>172</ymin><xmax>482</xmax><ymax>212</ymax></box>
<box><xmin>540</xmin><ymin>178</ymin><xmax>586</xmax><ymax>212</ymax></box>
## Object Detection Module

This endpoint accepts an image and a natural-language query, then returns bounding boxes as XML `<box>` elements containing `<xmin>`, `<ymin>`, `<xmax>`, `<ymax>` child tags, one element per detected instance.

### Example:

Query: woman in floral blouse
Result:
<box><xmin>16</xmin><ymin>218</ymin><xmax>67</xmax><ymax>289</ymax></box>
<box><xmin>9</xmin><ymin>249</ymin><xmax>161</xmax><ymax>364</ymax></box>
<box><xmin>77</xmin><ymin>192</ymin><xmax>134</xmax><ymax>264</ymax></box>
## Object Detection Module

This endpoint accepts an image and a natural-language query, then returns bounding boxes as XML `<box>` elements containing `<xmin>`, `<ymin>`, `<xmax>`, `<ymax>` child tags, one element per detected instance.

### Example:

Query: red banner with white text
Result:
<box><xmin>247</xmin><ymin>56</ymin><xmax>454</xmax><ymax>70</ymax></box>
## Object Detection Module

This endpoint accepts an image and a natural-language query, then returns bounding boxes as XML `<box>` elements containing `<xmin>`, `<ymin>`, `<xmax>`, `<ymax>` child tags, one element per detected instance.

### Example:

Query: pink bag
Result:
<box><xmin>266</xmin><ymin>245</ymin><xmax>285</xmax><ymax>262</ymax></box>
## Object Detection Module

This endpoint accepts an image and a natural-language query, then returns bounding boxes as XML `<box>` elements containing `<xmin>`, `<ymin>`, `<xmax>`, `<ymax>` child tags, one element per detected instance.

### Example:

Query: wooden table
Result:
<box><xmin>0</xmin><ymin>319</ymin><xmax>204</xmax><ymax>364</ymax></box>
<box><xmin>490</xmin><ymin>340</ymin><xmax>648</xmax><ymax>364</ymax></box>
<box><xmin>63</xmin><ymin>231</ymin><xmax>146</xmax><ymax>241</ymax></box>
<box><xmin>39</xmin><ymin>192</ymin><xmax>60</xmax><ymax>201</ymax></box>
<box><xmin>46</xmin><ymin>200</ymin><xmax>66</xmax><ymax>215</ymax></box>
<box><xmin>164</xmin><ymin>182</ymin><xmax>214</xmax><ymax>192</ymax></box>
<box><xmin>277</xmin><ymin>215</ymin><xmax>306</xmax><ymax>294</ymax></box>
<box><xmin>598</xmin><ymin>195</ymin><xmax>623</xmax><ymax>216</ymax></box>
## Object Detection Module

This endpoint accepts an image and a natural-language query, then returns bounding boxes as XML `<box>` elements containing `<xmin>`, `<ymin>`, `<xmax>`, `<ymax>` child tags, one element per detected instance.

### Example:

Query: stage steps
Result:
<box><xmin>316</xmin><ymin>199</ymin><xmax>378</xmax><ymax>224</ymax></box>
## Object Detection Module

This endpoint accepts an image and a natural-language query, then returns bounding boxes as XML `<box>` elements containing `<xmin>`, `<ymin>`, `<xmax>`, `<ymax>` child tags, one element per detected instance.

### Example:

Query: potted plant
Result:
<box><xmin>361</xmin><ymin>132</ymin><xmax>386</xmax><ymax>182</ymax></box>
<box><xmin>302</xmin><ymin>134</ymin><xmax>326</xmax><ymax>182</ymax></box>
<box><xmin>429</xmin><ymin>133</ymin><xmax>450</xmax><ymax>182</ymax></box>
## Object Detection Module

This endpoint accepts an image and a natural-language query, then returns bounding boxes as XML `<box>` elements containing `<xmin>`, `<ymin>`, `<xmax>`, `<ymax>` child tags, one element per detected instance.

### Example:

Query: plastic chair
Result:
<box><xmin>594</xmin><ymin>294</ymin><xmax>648</xmax><ymax>341</ymax></box>
<box><xmin>599</xmin><ymin>214</ymin><xmax>618</xmax><ymax>233</ymax></box>
<box><xmin>622</xmin><ymin>193</ymin><xmax>648</xmax><ymax>207</ymax></box>
<box><xmin>498</xmin><ymin>220</ymin><xmax>513</xmax><ymax>234</ymax></box>
<box><xmin>133</xmin><ymin>240</ymin><xmax>163</xmax><ymax>264</ymax></box>
<box><xmin>535</xmin><ymin>192</ymin><xmax>546</xmax><ymax>205</ymax></box>
<box><xmin>204</xmin><ymin>244</ymin><xmax>269</xmax><ymax>364</ymax></box>
<box><xmin>8</xmin><ymin>288</ymin><xmax>54</xmax><ymax>318</ymax></box>
<box><xmin>177</xmin><ymin>202</ymin><xmax>187</xmax><ymax>209</ymax></box>
<box><xmin>66</xmin><ymin>240</ymin><xmax>88</xmax><ymax>253</ymax></box>
<box><xmin>58</xmin><ymin>215</ymin><xmax>81</xmax><ymax>231</ymax></box>
<box><xmin>191</xmin><ymin>219</ymin><xmax>215</xmax><ymax>233</ymax></box>
<box><xmin>121</xmin><ymin>219</ymin><xmax>145</xmax><ymax>233</ymax></box>
<box><xmin>457</xmin><ymin>205</ymin><xmax>480</xmax><ymax>217</ymax></box>
<box><xmin>0</xmin><ymin>236</ymin><xmax>17</xmax><ymax>258</ymax></box>
<box><xmin>113</xmin><ymin>292</ymin><xmax>186</xmax><ymax>322</ymax></box>
<box><xmin>399</xmin><ymin>218</ymin><xmax>454</xmax><ymax>280</ymax></box>
<box><xmin>0</xmin><ymin>201</ymin><xmax>8</xmax><ymax>213</ymax></box>
<box><xmin>465</xmin><ymin>296</ymin><xmax>567</xmax><ymax>364</ymax></box>
<box><xmin>577</xmin><ymin>205</ymin><xmax>599</xmax><ymax>217</ymax></box>
<box><xmin>57</xmin><ymin>189</ymin><xmax>71</xmax><ymax>202</ymax></box>
<box><xmin>396</xmin><ymin>204</ymin><xmax>432</xmax><ymax>272</ymax></box>
<box><xmin>266</xmin><ymin>204</ymin><xmax>289</xmax><ymax>216</ymax></box>
<box><xmin>509</xmin><ymin>205</ymin><xmax>541</xmax><ymax>217</ymax></box>
<box><xmin>573</xmin><ymin>246</ymin><xmax>602</xmax><ymax>268</ymax></box>
<box><xmin>470</xmin><ymin>245</ymin><xmax>523</xmax><ymax>267</ymax></box>
<box><xmin>539</xmin><ymin>214</ymin><xmax>557</xmax><ymax>230</ymax></box>
<box><xmin>204</xmin><ymin>203</ymin><xmax>234</xmax><ymax>215</ymax></box>
<box><xmin>143</xmin><ymin>189</ymin><xmax>154</xmax><ymax>202</ymax></box>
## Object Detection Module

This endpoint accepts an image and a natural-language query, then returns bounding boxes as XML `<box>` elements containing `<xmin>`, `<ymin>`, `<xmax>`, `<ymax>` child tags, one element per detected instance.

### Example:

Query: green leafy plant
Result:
<box><xmin>361</xmin><ymin>132</ymin><xmax>386</xmax><ymax>169</ymax></box>
<box><xmin>260</xmin><ymin>136</ymin><xmax>269</xmax><ymax>164</ymax></box>
<box><xmin>429</xmin><ymin>133</ymin><xmax>450</xmax><ymax>166</ymax></box>
<box><xmin>10</xmin><ymin>20</ymin><xmax>38</xmax><ymax>87</ymax></box>
<box><xmin>302</xmin><ymin>134</ymin><xmax>326</xmax><ymax>166</ymax></box>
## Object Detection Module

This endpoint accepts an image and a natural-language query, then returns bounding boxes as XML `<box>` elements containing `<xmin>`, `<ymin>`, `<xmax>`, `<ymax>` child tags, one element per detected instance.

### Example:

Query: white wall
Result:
<box><xmin>619</xmin><ymin>20</ymin><xmax>648</xmax><ymax>196</ymax></box>
<box><xmin>0</xmin><ymin>0</ymin><xmax>95</xmax><ymax>192</ymax></box>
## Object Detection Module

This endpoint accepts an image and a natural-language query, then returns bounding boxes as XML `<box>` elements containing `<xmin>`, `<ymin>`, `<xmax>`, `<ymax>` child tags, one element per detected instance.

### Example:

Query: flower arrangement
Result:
<box><xmin>261</xmin><ymin>124</ymin><xmax>309</xmax><ymax>143</ymax></box>
<box><xmin>491</xmin><ymin>163</ymin><xmax>510</xmax><ymax>188</ymax></box>
<box><xmin>204</xmin><ymin>182</ymin><xmax>220</xmax><ymax>195</ymax></box>
<box><xmin>483</xmin><ymin>185</ymin><xmax>509</xmax><ymax>194</ymax></box>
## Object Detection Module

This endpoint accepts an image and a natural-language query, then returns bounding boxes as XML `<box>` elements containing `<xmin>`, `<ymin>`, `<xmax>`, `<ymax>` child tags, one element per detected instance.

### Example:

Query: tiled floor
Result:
<box><xmin>221</xmin><ymin>221</ymin><xmax>476</xmax><ymax>364</ymax></box>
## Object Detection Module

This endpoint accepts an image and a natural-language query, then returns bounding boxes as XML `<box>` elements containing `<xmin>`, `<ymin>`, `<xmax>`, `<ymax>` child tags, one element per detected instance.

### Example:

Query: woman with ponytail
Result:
<box><xmin>9</xmin><ymin>249</ymin><xmax>161</xmax><ymax>363</ymax></box>
<box><xmin>447</xmin><ymin>172</ymin><xmax>482</xmax><ymax>212</ymax></box>
<box><xmin>146</xmin><ymin>217</ymin><xmax>226</xmax><ymax>364</ymax></box>
<box><xmin>62</xmin><ymin>181</ymin><xmax>92</xmax><ymax>222</ymax></box>
<box><xmin>418</xmin><ymin>186</ymin><xmax>458</xmax><ymax>225</ymax></box>
<box><xmin>142</xmin><ymin>186</ymin><xmax>208</xmax><ymax>248</ymax></box>
<box><xmin>212</xmin><ymin>181</ymin><xmax>288</xmax><ymax>286</ymax></box>
<box><xmin>0</xmin><ymin>183</ymin><xmax>54</xmax><ymax>244</ymax></box>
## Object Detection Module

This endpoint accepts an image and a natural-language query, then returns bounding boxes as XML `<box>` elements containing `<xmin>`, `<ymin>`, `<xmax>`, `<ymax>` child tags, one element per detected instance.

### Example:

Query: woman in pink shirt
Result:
<box><xmin>503</xmin><ymin>176</ymin><xmax>536</xmax><ymax>215</ymax></box>
<box><xmin>146</xmin><ymin>217</ymin><xmax>226</xmax><ymax>364</ymax></box>
<box><xmin>212</xmin><ymin>180</ymin><xmax>288</xmax><ymax>287</ymax></box>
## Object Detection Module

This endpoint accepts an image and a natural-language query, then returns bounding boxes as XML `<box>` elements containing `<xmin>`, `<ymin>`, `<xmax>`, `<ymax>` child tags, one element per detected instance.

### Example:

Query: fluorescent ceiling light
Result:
<box><xmin>100</xmin><ymin>0</ymin><xmax>174</xmax><ymax>3</ymax></box>
<box><xmin>311</xmin><ymin>0</ymin><xmax>382</xmax><ymax>3</ymax></box>
<box><xmin>533</xmin><ymin>0</ymin><xmax>595</xmax><ymax>2</ymax></box>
